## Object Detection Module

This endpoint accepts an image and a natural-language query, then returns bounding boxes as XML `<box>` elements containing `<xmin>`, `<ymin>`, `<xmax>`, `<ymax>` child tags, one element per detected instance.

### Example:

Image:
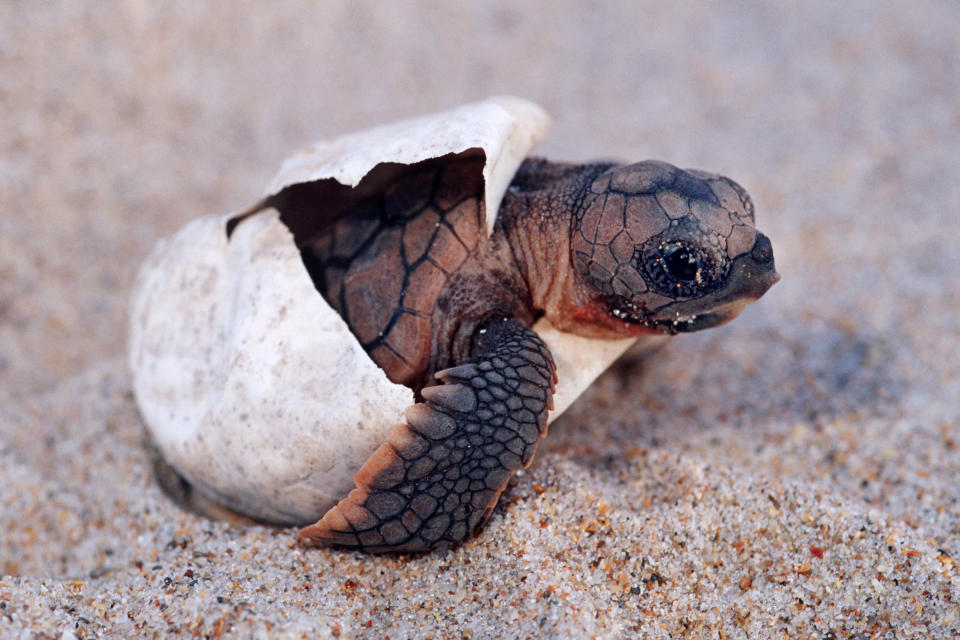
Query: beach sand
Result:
<box><xmin>1</xmin><ymin>2</ymin><xmax>958</xmax><ymax>637</ymax></box>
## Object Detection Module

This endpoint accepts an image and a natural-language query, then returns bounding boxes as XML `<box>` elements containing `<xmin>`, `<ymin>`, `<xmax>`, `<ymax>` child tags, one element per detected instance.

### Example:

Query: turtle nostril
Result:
<box><xmin>750</xmin><ymin>233</ymin><xmax>774</xmax><ymax>267</ymax></box>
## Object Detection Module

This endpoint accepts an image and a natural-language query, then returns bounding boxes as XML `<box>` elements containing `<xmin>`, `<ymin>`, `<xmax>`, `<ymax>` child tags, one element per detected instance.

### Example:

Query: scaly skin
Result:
<box><xmin>299</xmin><ymin>317</ymin><xmax>555</xmax><ymax>552</ymax></box>
<box><xmin>268</xmin><ymin>154</ymin><xmax>778</xmax><ymax>552</ymax></box>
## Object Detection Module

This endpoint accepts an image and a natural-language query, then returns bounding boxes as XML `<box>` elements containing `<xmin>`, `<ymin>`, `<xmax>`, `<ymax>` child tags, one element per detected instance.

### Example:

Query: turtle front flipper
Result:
<box><xmin>299</xmin><ymin>318</ymin><xmax>556</xmax><ymax>553</ymax></box>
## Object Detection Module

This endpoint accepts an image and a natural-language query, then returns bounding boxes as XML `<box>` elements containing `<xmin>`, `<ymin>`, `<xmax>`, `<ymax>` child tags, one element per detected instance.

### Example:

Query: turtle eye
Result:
<box><xmin>635</xmin><ymin>218</ymin><xmax>728</xmax><ymax>299</ymax></box>
<box><xmin>660</xmin><ymin>243</ymin><xmax>699</xmax><ymax>282</ymax></box>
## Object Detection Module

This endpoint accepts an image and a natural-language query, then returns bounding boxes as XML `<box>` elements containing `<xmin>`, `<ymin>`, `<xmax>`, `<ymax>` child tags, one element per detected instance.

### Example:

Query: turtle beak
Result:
<box><xmin>696</xmin><ymin>232</ymin><xmax>779</xmax><ymax>313</ymax></box>
<box><xmin>684</xmin><ymin>232</ymin><xmax>779</xmax><ymax>310</ymax></box>
<box><xmin>738</xmin><ymin>232</ymin><xmax>779</xmax><ymax>299</ymax></box>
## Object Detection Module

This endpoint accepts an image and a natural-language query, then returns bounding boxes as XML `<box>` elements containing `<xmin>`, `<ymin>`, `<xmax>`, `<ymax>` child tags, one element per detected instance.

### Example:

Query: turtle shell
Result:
<box><xmin>129</xmin><ymin>97</ymin><xmax>648</xmax><ymax>525</ymax></box>
<box><xmin>266</xmin><ymin>151</ymin><xmax>488</xmax><ymax>387</ymax></box>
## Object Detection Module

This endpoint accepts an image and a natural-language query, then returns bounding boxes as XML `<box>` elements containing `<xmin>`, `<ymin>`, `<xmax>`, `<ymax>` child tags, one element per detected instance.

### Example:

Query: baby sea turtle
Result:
<box><xmin>275</xmin><ymin>151</ymin><xmax>776</xmax><ymax>552</ymax></box>
<box><xmin>129</xmin><ymin>97</ymin><xmax>777</xmax><ymax>553</ymax></box>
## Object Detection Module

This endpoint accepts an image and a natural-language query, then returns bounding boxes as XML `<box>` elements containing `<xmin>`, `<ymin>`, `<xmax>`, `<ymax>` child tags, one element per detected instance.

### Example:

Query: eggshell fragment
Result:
<box><xmin>129</xmin><ymin>210</ymin><xmax>414</xmax><ymax>523</ymax></box>
<box><xmin>535</xmin><ymin>320</ymin><xmax>663</xmax><ymax>418</ymax></box>
<box><xmin>128</xmin><ymin>97</ymin><xmax>646</xmax><ymax>525</ymax></box>
<box><xmin>263</xmin><ymin>96</ymin><xmax>551</xmax><ymax>237</ymax></box>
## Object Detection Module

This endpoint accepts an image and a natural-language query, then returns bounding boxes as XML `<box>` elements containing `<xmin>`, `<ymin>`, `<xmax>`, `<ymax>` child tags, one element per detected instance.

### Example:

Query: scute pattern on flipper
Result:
<box><xmin>299</xmin><ymin>318</ymin><xmax>557</xmax><ymax>553</ymax></box>
<box><xmin>301</xmin><ymin>156</ymin><xmax>485</xmax><ymax>386</ymax></box>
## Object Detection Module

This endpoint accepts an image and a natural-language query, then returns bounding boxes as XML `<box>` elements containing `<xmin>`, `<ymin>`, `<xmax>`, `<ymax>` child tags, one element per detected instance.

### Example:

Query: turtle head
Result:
<box><xmin>564</xmin><ymin>160</ymin><xmax>778</xmax><ymax>337</ymax></box>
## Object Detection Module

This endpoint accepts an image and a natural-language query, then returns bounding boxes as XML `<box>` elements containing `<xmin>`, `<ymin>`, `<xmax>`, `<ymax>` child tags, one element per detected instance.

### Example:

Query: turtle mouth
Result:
<box><xmin>607</xmin><ymin>298</ymin><xmax>739</xmax><ymax>335</ymax></box>
<box><xmin>650</xmin><ymin>306</ymin><xmax>742</xmax><ymax>334</ymax></box>
<box><xmin>620</xmin><ymin>289</ymin><xmax>737</xmax><ymax>336</ymax></box>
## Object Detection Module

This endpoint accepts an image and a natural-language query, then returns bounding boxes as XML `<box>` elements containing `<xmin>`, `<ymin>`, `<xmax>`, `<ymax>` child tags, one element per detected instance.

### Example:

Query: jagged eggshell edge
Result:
<box><xmin>262</xmin><ymin>96</ymin><xmax>551</xmax><ymax>236</ymax></box>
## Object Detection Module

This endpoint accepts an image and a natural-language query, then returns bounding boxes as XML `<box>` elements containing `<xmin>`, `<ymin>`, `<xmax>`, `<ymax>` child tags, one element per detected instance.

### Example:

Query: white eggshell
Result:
<box><xmin>535</xmin><ymin>320</ymin><xmax>659</xmax><ymax>418</ymax></box>
<box><xmin>129</xmin><ymin>97</ymin><xmax>646</xmax><ymax>525</ymax></box>
<box><xmin>261</xmin><ymin>96</ymin><xmax>550</xmax><ymax>236</ymax></box>
<box><xmin>129</xmin><ymin>210</ymin><xmax>414</xmax><ymax>523</ymax></box>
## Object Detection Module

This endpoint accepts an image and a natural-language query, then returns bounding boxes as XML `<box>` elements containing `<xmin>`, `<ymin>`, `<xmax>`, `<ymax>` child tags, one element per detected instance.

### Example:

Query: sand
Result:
<box><xmin>1</xmin><ymin>1</ymin><xmax>958</xmax><ymax>638</ymax></box>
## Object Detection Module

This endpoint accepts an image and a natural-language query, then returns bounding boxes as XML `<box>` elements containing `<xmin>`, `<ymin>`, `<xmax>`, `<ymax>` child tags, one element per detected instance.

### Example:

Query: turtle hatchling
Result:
<box><xmin>129</xmin><ymin>97</ymin><xmax>778</xmax><ymax>553</ymax></box>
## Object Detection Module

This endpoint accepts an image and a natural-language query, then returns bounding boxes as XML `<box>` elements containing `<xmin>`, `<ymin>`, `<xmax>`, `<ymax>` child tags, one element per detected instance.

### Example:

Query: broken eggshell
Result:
<box><xmin>128</xmin><ymin>97</ymin><xmax>649</xmax><ymax>525</ymax></box>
